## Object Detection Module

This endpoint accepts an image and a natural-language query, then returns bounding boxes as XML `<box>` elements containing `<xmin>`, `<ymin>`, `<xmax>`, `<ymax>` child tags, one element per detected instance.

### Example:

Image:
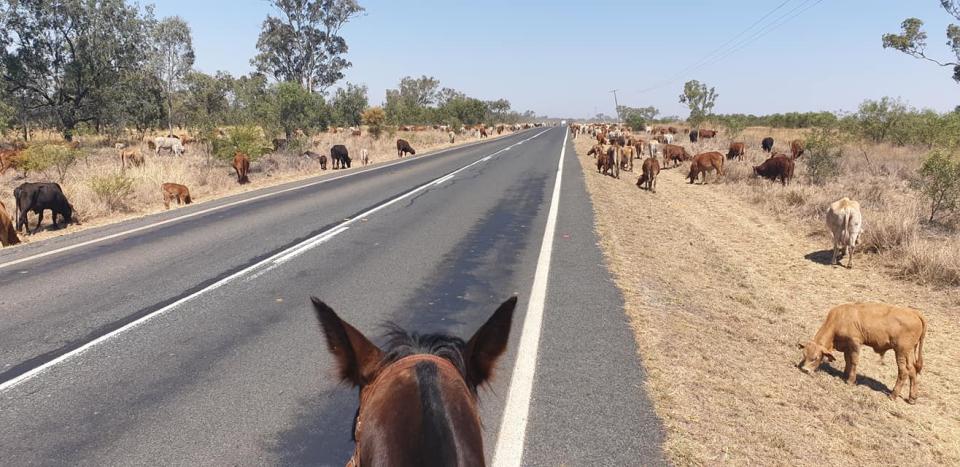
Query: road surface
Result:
<box><xmin>0</xmin><ymin>128</ymin><xmax>665</xmax><ymax>465</ymax></box>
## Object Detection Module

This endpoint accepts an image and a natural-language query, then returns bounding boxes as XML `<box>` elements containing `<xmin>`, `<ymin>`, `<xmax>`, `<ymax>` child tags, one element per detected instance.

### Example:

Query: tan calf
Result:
<box><xmin>161</xmin><ymin>183</ymin><xmax>192</xmax><ymax>209</ymax></box>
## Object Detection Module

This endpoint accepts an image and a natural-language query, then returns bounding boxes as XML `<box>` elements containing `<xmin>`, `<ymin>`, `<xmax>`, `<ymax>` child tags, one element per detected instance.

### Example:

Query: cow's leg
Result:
<box><xmin>846</xmin><ymin>244</ymin><xmax>855</xmax><ymax>269</ymax></box>
<box><xmin>890</xmin><ymin>352</ymin><xmax>908</xmax><ymax>401</ymax></box>
<box><xmin>32</xmin><ymin>210</ymin><xmax>44</xmax><ymax>234</ymax></box>
<box><xmin>843</xmin><ymin>347</ymin><xmax>860</xmax><ymax>385</ymax></box>
<box><xmin>905</xmin><ymin>349</ymin><xmax>919</xmax><ymax>404</ymax></box>
<box><xmin>831</xmin><ymin>242</ymin><xmax>839</xmax><ymax>266</ymax></box>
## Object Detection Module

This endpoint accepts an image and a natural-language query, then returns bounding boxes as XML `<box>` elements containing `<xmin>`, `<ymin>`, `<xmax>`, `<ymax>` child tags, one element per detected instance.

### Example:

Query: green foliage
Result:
<box><xmin>853</xmin><ymin>97</ymin><xmax>909</xmax><ymax>143</ymax></box>
<box><xmin>149</xmin><ymin>16</ymin><xmax>195</xmax><ymax>131</ymax></box>
<box><xmin>20</xmin><ymin>143</ymin><xmax>79</xmax><ymax>182</ymax></box>
<box><xmin>89</xmin><ymin>174</ymin><xmax>135</xmax><ymax>211</ymax></box>
<box><xmin>804</xmin><ymin>129</ymin><xmax>845</xmax><ymax>185</ymax></box>
<box><xmin>331</xmin><ymin>82</ymin><xmax>368</xmax><ymax>127</ymax></box>
<box><xmin>721</xmin><ymin>116</ymin><xmax>747</xmax><ymax>141</ymax></box>
<box><xmin>679</xmin><ymin>80</ymin><xmax>718</xmax><ymax>128</ymax></box>
<box><xmin>916</xmin><ymin>149</ymin><xmax>960</xmax><ymax>222</ymax></box>
<box><xmin>882</xmin><ymin>4</ymin><xmax>960</xmax><ymax>83</ymax></box>
<box><xmin>212</xmin><ymin>126</ymin><xmax>271</xmax><ymax>162</ymax></box>
<box><xmin>617</xmin><ymin>105</ymin><xmax>659</xmax><ymax>123</ymax></box>
<box><xmin>275</xmin><ymin>81</ymin><xmax>326</xmax><ymax>138</ymax></box>
<box><xmin>362</xmin><ymin>107</ymin><xmax>386</xmax><ymax>139</ymax></box>
<box><xmin>624</xmin><ymin>114</ymin><xmax>647</xmax><ymax>132</ymax></box>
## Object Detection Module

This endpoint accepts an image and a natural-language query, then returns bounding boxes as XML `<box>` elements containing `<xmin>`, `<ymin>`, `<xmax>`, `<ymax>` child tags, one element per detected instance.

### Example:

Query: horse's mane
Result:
<box><xmin>380</xmin><ymin>324</ymin><xmax>473</xmax><ymax>392</ymax></box>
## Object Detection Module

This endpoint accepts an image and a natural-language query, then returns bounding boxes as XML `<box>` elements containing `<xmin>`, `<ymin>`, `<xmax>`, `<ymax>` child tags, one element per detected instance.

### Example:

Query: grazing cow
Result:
<box><xmin>826</xmin><ymin>197</ymin><xmax>864</xmax><ymax>268</ymax></box>
<box><xmin>319</xmin><ymin>155</ymin><xmax>328</xmax><ymax>170</ymax></box>
<box><xmin>698</xmin><ymin>129</ymin><xmax>717</xmax><ymax>139</ymax></box>
<box><xmin>587</xmin><ymin>144</ymin><xmax>605</xmax><ymax>158</ymax></box>
<box><xmin>448</xmin><ymin>131</ymin><xmax>456</xmax><ymax>144</ymax></box>
<box><xmin>753</xmin><ymin>154</ymin><xmax>795</xmax><ymax>185</ymax></box>
<box><xmin>797</xmin><ymin>303</ymin><xmax>926</xmax><ymax>403</ymax></box>
<box><xmin>361</xmin><ymin>148</ymin><xmax>370</xmax><ymax>166</ymax></box>
<box><xmin>662</xmin><ymin>144</ymin><xmax>691</xmax><ymax>167</ymax></box>
<box><xmin>14</xmin><ymin>182</ymin><xmax>77</xmax><ymax>234</ymax></box>
<box><xmin>154</xmin><ymin>137</ymin><xmax>185</xmax><ymax>156</ymax></box>
<box><xmin>331</xmin><ymin>144</ymin><xmax>351</xmax><ymax>169</ymax></box>
<box><xmin>120</xmin><ymin>149</ymin><xmax>144</xmax><ymax>169</ymax></box>
<box><xmin>791</xmin><ymin>139</ymin><xmax>806</xmax><ymax>159</ymax></box>
<box><xmin>597</xmin><ymin>147</ymin><xmax>615</xmax><ymax>177</ymax></box>
<box><xmin>761</xmin><ymin>137</ymin><xmax>775</xmax><ymax>153</ymax></box>
<box><xmin>687</xmin><ymin>151</ymin><xmax>725</xmax><ymax>184</ymax></box>
<box><xmin>397</xmin><ymin>139</ymin><xmax>416</xmax><ymax>158</ymax></box>
<box><xmin>727</xmin><ymin>142</ymin><xmax>746</xmax><ymax>161</ymax></box>
<box><xmin>688</xmin><ymin>130</ymin><xmax>698</xmax><ymax>143</ymax></box>
<box><xmin>0</xmin><ymin>200</ymin><xmax>20</xmax><ymax>246</ymax></box>
<box><xmin>636</xmin><ymin>157</ymin><xmax>661</xmax><ymax>192</ymax></box>
<box><xmin>161</xmin><ymin>183</ymin><xmax>192</xmax><ymax>209</ymax></box>
<box><xmin>232</xmin><ymin>152</ymin><xmax>251</xmax><ymax>184</ymax></box>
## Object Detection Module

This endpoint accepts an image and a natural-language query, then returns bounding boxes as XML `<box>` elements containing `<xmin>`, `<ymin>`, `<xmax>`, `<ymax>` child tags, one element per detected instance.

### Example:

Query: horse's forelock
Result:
<box><xmin>379</xmin><ymin>325</ymin><xmax>471</xmax><ymax>390</ymax></box>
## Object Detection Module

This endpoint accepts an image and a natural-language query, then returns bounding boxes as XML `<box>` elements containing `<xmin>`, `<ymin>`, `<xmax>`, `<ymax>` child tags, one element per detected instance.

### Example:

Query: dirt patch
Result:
<box><xmin>572</xmin><ymin>134</ymin><xmax>960</xmax><ymax>465</ymax></box>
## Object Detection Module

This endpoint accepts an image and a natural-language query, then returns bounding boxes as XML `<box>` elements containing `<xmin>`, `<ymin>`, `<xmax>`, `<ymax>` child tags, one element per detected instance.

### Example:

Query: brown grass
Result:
<box><xmin>0</xmin><ymin>127</ymin><xmax>508</xmax><ymax>245</ymax></box>
<box><xmin>573</xmin><ymin>134</ymin><xmax>960</xmax><ymax>466</ymax></box>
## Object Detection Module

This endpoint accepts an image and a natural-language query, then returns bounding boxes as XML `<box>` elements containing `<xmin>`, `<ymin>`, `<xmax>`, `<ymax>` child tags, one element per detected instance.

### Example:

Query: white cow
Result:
<box><xmin>826</xmin><ymin>197</ymin><xmax>864</xmax><ymax>268</ymax></box>
<box><xmin>153</xmin><ymin>137</ymin><xmax>185</xmax><ymax>156</ymax></box>
<box><xmin>663</xmin><ymin>133</ymin><xmax>674</xmax><ymax>145</ymax></box>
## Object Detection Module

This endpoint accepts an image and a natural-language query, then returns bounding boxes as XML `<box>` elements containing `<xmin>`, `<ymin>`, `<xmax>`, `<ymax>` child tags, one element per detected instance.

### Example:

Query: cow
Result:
<box><xmin>351</xmin><ymin>128</ymin><xmax>362</xmax><ymax>137</ymax></box>
<box><xmin>791</xmin><ymin>139</ymin><xmax>806</xmax><ymax>159</ymax></box>
<box><xmin>597</xmin><ymin>147</ymin><xmax>615</xmax><ymax>177</ymax></box>
<box><xmin>662</xmin><ymin>144</ymin><xmax>691</xmax><ymax>167</ymax></box>
<box><xmin>687</xmin><ymin>151</ymin><xmax>725</xmax><ymax>184</ymax></box>
<box><xmin>689</xmin><ymin>130</ymin><xmax>699</xmax><ymax>143</ymax></box>
<box><xmin>727</xmin><ymin>142</ymin><xmax>746</xmax><ymax>161</ymax></box>
<box><xmin>826</xmin><ymin>197</ymin><xmax>864</xmax><ymax>268</ymax></box>
<box><xmin>360</xmin><ymin>148</ymin><xmax>369</xmax><ymax>166</ymax></box>
<box><xmin>761</xmin><ymin>137</ymin><xmax>774</xmax><ymax>153</ymax></box>
<box><xmin>120</xmin><ymin>149</ymin><xmax>144</xmax><ymax>169</ymax></box>
<box><xmin>153</xmin><ymin>136</ymin><xmax>185</xmax><ymax>156</ymax></box>
<box><xmin>479</xmin><ymin>127</ymin><xmax>488</xmax><ymax>138</ymax></box>
<box><xmin>272</xmin><ymin>138</ymin><xmax>288</xmax><ymax>151</ymax></box>
<box><xmin>397</xmin><ymin>139</ymin><xmax>416</xmax><ymax>158</ymax></box>
<box><xmin>331</xmin><ymin>144</ymin><xmax>351</xmax><ymax>169</ymax></box>
<box><xmin>161</xmin><ymin>183</ymin><xmax>192</xmax><ymax>209</ymax></box>
<box><xmin>13</xmin><ymin>182</ymin><xmax>78</xmax><ymax>234</ymax></box>
<box><xmin>648</xmin><ymin>140</ymin><xmax>660</xmax><ymax>157</ymax></box>
<box><xmin>667</xmin><ymin>126</ymin><xmax>678</xmax><ymax>134</ymax></box>
<box><xmin>496</xmin><ymin>124</ymin><xmax>505</xmax><ymax>135</ymax></box>
<box><xmin>753</xmin><ymin>154</ymin><xmax>795</xmax><ymax>185</ymax></box>
<box><xmin>797</xmin><ymin>303</ymin><xmax>926</xmax><ymax>404</ymax></box>
<box><xmin>232</xmin><ymin>152</ymin><xmax>250</xmax><ymax>184</ymax></box>
<box><xmin>620</xmin><ymin>145</ymin><xmax>636</xmax><ymax>171</ymax></box>
<box><xmin>698</xmin><ymin>129</ymin><xmax>717</xmax><ymax>139</ymax></box>
<box><xmin>0</xmin><ymin>199</ymin><xmax>20</xmax><ymax>246</ymax></box>
<box><xmin>319</xmin><ymin>154</ymin><xmax>328</xmax><ymax>170</ymax></box>
<box><xmin>449</xmin><ymin>131</ymin><xmax>456</xmax><ymax>144</ymax></box>
<box><xmin>587</xmin><ymin>144</ymin><xmax>605</xmax><ymax>158</ymax></box>
<box><xmin>663</xmin><ymin>133</ymin><xmax>675</xmax><ymax>145</ymax></box>
<box><xmin>636</xmin><ymin>157</ymin><xmax>661</xmax><ymax>193</ymax></box>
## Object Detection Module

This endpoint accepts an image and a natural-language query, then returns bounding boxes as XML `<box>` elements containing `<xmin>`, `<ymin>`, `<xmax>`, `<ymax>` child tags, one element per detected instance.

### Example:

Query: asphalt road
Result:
<box><xmin>0</xmin><ymin>127</ymin><xmax>665</xmax><ymax>466</ymax></box>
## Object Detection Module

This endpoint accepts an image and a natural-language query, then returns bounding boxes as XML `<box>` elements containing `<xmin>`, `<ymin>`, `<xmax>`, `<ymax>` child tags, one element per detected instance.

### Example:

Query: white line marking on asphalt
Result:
<box><xmin>491</xmin><ymin>127</ymin><xmax>566</xmax><ymax>467</ymax></box>
<box><xmin>0</xmin><ymin>129</ymin><xmax>550</xmax><ymax>394</ymax></box>
<box><xmin>0</xmin><ymin>131</ymin><xmax>539</xmax><ymax>272</ymax></box>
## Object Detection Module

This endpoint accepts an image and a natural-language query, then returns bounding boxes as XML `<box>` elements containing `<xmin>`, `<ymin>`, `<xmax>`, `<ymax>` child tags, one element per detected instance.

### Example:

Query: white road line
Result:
<box><xmin>0</xmin><ymin>131</ymin><xmax>537</xmax><ymax>272</ymax></box>
<box><xmin>0</xmin><ymin>129</ymin><xmax>550</xmax><ymax>394</ymax></box>
<box><xmin>492</xmin><ymin>128</ymin><xmax>566</xmax><ymax>466</ymax></box>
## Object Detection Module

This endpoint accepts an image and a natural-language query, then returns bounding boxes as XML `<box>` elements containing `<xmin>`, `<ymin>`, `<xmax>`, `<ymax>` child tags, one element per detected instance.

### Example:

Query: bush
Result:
<box><xmin>804</xmin><ymin>129</ymin><xmax>844</xmax><ymax>185</ymax></box>
<box><xmin>20</xmin><ymin>142</ymin><xmax>79</xmax><ymax>182</ymax></box>
<box><xmin>362</xmin><ymin>107</ymin><xmax>386</xmax><ymax>139</ymax></box>
<box><xmin>89</xmin><ymin>174</ymin><xmax>135</xmax><ymax>211</ymax></box>
<box><xmin>624</xmin><ymin>114</ymin><xmax>646</xmax><ymax>132</ymax></box>
<box><xmin>915</xmin><ymin>149</ymin><xmax>960</xmax><ymax>222</ymax></box>
<box><xmin>212</xmin><ymin>125</ymin><xmax>271</xmax><ymax>162</ymax></box>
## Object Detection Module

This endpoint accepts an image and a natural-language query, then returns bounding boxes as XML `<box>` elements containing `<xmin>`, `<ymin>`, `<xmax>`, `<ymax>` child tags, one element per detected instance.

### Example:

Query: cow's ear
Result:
<box><xmin>311</xmin><ymin>297</ymin><xmax>383</xmax><ymax>387</ymax></box>
<box><xmin>822</xmin><ymin>353</ymin><xmax>836</xmax><ymax>363</ymax></box>
<box><xmin>465</xmin><ymin>297</ymin><xmax>517</xmax><ymax>388</ymax></box>
<box><xmin>796</xmin><ymin>342</ymin><xmax>806</xmax><ymax>350</ymax></box>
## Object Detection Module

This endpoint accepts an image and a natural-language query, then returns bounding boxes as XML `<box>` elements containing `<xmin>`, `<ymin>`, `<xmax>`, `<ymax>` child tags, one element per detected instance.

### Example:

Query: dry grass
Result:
<box><xmin>573</xmin><ymin>135</ymin><xmax>960</xmax><ymax>466</ymax></box>
<box><xmin>0</xmin><ymin>127</ymin><xmax>508</xmax><ymax>245</ymax></box>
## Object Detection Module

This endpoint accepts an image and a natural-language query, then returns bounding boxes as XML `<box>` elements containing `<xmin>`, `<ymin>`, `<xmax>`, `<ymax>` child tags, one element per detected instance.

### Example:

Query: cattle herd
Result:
<box><xmin>572</xmin><ymin>121</ymin><xmax>929</xmax><ymax>404</ymax></box>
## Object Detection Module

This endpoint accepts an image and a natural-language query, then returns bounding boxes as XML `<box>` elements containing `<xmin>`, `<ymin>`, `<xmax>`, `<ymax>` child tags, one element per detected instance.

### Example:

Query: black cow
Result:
<box><xmin>330</xmin><ymin>145</ymin><xmax>351</xmax><ymax>169</ymax></box>
<box><xmin>14</xmin><ymin>182</ymin><xmax>78</xmax><ymax>234</ymax></box>
<box><xmin>762</xmin><ymin>137</ymin><xmax>774</xmax><ymax>153</ymax></box>
<box><xmin>397</xmin><ymin>139</ymin><xmax>416</xmax><ymax>158</ymax></box>
<box><xmin>689</xmin><ymin>130</ymin><xmax>698</xmax><ymax>143</ymax></box>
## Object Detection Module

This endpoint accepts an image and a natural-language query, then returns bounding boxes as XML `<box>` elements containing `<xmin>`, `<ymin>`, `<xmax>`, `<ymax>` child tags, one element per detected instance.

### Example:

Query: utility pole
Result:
<box><xmin>610</xmin><ymin>89</ymin><xmax>620</xmax><ymax>124</ymax></box>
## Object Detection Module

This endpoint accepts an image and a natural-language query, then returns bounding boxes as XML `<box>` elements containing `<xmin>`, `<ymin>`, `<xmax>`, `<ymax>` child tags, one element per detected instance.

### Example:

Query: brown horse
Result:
<box><xmin>312</xmin><ymin>296</ymin><xmax>517</xmax><ymax>466</ymax></box>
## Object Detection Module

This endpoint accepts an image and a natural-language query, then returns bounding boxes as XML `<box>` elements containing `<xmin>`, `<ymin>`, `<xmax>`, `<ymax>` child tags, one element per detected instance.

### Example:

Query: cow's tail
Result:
<box><xmin>840</xmin><ymin>209</ymin><xmax>853</xmax><ymax>247</ymax></box>
<box><xmin>915</xmin><ymin>311</ymin><xmax>926</xmax><ymax>374</ymax></box>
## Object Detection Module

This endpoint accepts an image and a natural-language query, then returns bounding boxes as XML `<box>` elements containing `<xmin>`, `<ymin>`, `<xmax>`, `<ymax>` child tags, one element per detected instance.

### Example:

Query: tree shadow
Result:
<box><xmin>819</xmin><ymin>363</ymin><xmax>891</xmax><ymax>395</ymax></box>
<box><xmin>804</xmin><ymin>249</ymin><xmax>837</xmax><ymax>266</ymax></box>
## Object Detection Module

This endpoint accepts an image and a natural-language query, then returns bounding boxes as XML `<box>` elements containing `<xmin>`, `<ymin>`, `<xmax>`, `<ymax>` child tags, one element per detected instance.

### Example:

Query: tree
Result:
<box><xmin>616</xmin><ymin>105</ymin><xmax>659</xmax><ymax>122</ymax></box>
<box><xmin>916</xmin><ymin>149</ymin><xmax>960</xmax><ymax>222</ymax></box>
<box><xmin>150</xmin><ymin>17</ymin><xmax>195</xmax><ymax>132</ymax></box>
<box><xmin>398</xmin><ymin>75</ymin><xmax>440</xmax><ymax>108</ymax></box>
<box><xmin>882</xmin><ymin>3</ymin><xmax>960</xmax><ymax>83</ymax></box>
<box><xmin>253</xmin><ymin>0</ymin><xmax>364</xmax><ymax>93</ymax></box>
<box><xmin>679</xmin><ymin>80</ymin><xmax>718</xmax><ymax>129</ymax></box>
<box><xmin>331</xmin><ymin>82</ymin><xmax>367</xmax><ymax>126</ymax></box>
<box><xmin>275</xmin><ymin>81</ymin><xmax>325</xmax><ymax>138</ymax></box>
<box><xmin>0</xmin><ymin>0</ymin><xmax>151</xmax><ymax>140</ymax></box>
<box><xmin>361</xmin><ymin>106</ymin><xmax>385</xmax><ymax>138</ymax></box>
<box><xmin>486</xmin><ymin>99</ymin><xmax>511</xmax><ymax>122</ymax></box>
<box><xmin>854</xmin><ymin>97</ymin><xmax>910</xmax><ymax>143</ymax></box>
<box><xmin>721</xmin><ymin>116</ymin><xmax>746</xmax><ymax>141</ymax></box>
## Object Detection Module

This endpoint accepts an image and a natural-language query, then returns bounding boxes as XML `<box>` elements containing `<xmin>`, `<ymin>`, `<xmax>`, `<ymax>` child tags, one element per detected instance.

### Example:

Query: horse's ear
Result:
<box><xmin>311</xmin><ymin>297</ymin><xmax>383</xmax><ymax>387</ymax></box>
<box><xmin>465</xmin><ymin>296</ymin><xmax>517</xmax><ymax>388</ymax></box>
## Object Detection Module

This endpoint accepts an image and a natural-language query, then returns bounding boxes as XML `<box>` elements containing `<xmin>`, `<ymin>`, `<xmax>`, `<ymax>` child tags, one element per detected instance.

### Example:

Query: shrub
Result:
<box><xmin>212</xmin><ymin>125</ymin><xmax>271</xmax><ymax>162</ymax></box>
<box><xmin>625</xmin><ymin>114</ymin><xmax>646</xmax><ymax>132</ymax></box>
<box><xmin>804</xmin><ymin>129</ymin><xmax>844</xmax><ymax>185</ymax></box>
<box><xmin>89</xmin><ymin>174</ymin><xmax>135</xmax><ymax>211</ymax></box>
<box><xmin>20</xmin><ymin>142</ymin><xmax>79</xmax><ymax>182</ymax></box>
<box><xmin>362</xmin><ymin>107</ymin><xmax>386</xmax><ymax>139</ymax></box>
<box><xmin>915</xmin><ymin>149</ymin><xmax>960</xmax><ymax>222</ymax></box>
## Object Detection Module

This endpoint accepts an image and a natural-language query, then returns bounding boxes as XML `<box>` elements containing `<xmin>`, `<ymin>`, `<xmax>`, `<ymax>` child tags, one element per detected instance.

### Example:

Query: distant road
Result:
<box><xmin>0</xmin><ymin>127</ymin><xmax>664</xmax><ymax>465</ymax></box>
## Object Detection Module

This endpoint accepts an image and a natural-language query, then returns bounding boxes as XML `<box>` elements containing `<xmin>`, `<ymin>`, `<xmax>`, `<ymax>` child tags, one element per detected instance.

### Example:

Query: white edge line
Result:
<box><xmin>491</xmin><ymin>128</ymin><xmax>566</xmax><ymax>466</ymax></box>
<box><xmin>0</xmin><ymin>128</ymin><xmax>551</xmax><ymax>393</ymax></box>
<box><xmin>0</xmin><ymin>130</ymin><xmax>540</xmax><ymax>272</ymax></box>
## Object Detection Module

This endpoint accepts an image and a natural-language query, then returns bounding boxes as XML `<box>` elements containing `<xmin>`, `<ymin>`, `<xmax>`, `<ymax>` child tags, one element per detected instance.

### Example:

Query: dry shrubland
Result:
<box><xmin>0</xmin><ymin>127</ymin><xmax>502</xmax><ymax>243</ymax></box>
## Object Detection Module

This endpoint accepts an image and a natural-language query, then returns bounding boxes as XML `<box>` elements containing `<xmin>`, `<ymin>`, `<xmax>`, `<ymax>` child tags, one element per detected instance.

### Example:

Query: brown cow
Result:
<box><xmin>587</xmin><ymin>144</ymin><xmax>605</xmax><ymax>159</ymax></box>
<box><xmin>753</xmin><ymin>154</ymin><xmax>795</xmax><ymax>185</ymax></box>
<box><xmin>698</xmin><ymin>129</ymin><xmax>717</xmax><ymax>139</ymax></box>
<box><xmin>597</xmin><ymin>147</ymin><xmax>615</xmax><ymax>177</ymax></box>
<box><xmin>687</xmin><ymin>151</ymin><xmax>724</xmax><ymax>184</ymax></box>
<box><xmin>726</xmin><ymin>142</ymin><xmax>745</xmax><ymax>161</ymax></box>
<box><xmin>620</xmin><ymin>145</ymin><xmax>635</xmax><ymax>171</ymax></box>
<box><xmin>351</xmin><ymin>128</ymin><xmax>362</xmax><ymax>137</ymax></box>
<box><xmin>232</xmin><ymin>152</ymin><xmax>250</xmax><ymax>184</ymax></box>
<box><xmin>636</xmin><ymin>157</ymin><xmax>661</xmax><ymax>193</ymax></box>
<box><xmin>120</xmin><ymin>149</ymin><xmax>144</xmax><ymax>169</ymax></box>
<box><xmin>662</xmin><ymin>144</ymin><xmax>691</xmax><ymax>167</ymax></box>
<box><xmin>667</xmin><ymin>126</ymin><xmax>678</xmax><ymax>134</ymax></box>
<box><xmin>479</xmin><ymin>127</ymin><xmax>488</xmax><ymax>138</ymax></box>
<box><xmin>0</xmin><ymin>199</ymin><xmax>20</xmax><ymax>246</ymax></box>
<box><xmin>791</xmin><ymin>139</ymin><xmax>806</xmax><ymax>159</ymax></box>
<box><xmin>161</xmin><ymin>183</ymin><xmax>192</xmax><ymax>209</ymax></box>
<box><xmin>797</xmin><ymin>303</ymin><xmax>926</xmax><ymax>403</ymax></box>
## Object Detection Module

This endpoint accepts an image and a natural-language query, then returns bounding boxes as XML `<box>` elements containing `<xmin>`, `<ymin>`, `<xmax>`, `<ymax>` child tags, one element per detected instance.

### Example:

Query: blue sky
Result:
<box><xmin>150</xmin><ymin>0</ymin><xmax>959</xmax><ymax>118</ymax></box>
